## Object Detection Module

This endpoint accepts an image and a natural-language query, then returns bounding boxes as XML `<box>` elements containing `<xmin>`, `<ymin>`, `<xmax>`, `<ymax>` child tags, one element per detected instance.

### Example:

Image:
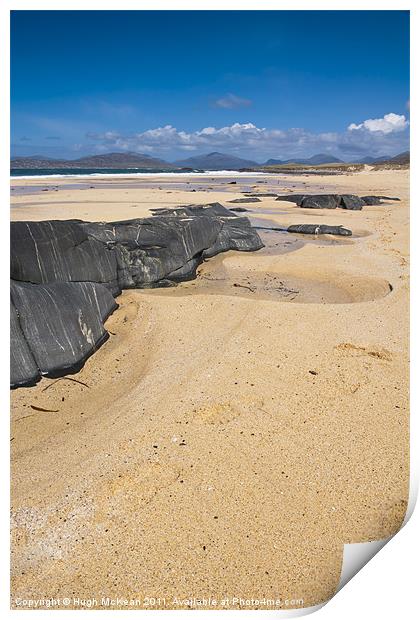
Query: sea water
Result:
<box><xmin>10</xmin><ymin>168</ymin><xmax>265</xmax><ymax>179</ymax></box>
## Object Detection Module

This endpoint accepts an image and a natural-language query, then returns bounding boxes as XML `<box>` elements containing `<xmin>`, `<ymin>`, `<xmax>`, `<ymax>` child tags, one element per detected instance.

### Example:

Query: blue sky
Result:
<box><xmin>11</xmin><ymin>10</ymin><xmax>410</xmax><ymax>162</ymax></box>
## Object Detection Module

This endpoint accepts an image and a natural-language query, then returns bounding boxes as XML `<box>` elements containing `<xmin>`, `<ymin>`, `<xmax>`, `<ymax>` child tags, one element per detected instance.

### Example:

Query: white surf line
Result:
<box><xmin>10</xmin><ymin>170</ymin><xmax>267</xmax><ymax>180</ymax></box>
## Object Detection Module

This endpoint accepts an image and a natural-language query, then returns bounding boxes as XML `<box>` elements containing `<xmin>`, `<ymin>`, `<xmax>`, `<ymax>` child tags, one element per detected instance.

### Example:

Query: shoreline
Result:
<box><xmin>10</xmin><ymin>170</ymin><xmax>267</xmax><ymax>181</ymax></box>
<box><xmin>9</xmin><ymin>168</ymin><xmax>385</xmax><ymax>204</ymax></box>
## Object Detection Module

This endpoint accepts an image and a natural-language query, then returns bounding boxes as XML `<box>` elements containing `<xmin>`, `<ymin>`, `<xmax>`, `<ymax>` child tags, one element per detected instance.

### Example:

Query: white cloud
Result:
<box><xmin>88</xmin><ymin>123</ymin><xmax>267</xmax><ymax>152</ymax></box>
<box><xmin>87</xmin><ymin>114</ymin><xmax>409</xmax><ymax>161</ymax></box>
<box><xmin>214</xmin><ymin>93</ymin><xmax>252</xmax><ymax>109</ymax></box>
<box><xmin>348</xmin><ymin>112</ymin><xmax>408</xmax><ymax>134</ymax></box>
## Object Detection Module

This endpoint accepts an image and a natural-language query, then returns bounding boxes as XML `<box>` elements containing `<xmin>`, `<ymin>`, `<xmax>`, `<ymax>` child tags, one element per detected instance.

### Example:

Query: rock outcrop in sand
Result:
<box><xmin>228</xmin><ymin>197</ymin><xmax>262</xmax><ymax>204</ymax></box>
<box><xmin>287</xmin><ymin>224</ymin><xmax>352</xmax><ymax>236</ymax></box>
<box><xmin>10</xmin><ymin>203</ymin><xmax>263</xmax><ymax>388</ymax></box>
<box><xmin>11</xmin><ymin>280</ymin><xmax>117</xmax><ymax>387</ymax></box>
<box><xmin>275</xmin><ymin>193</ymin><xmax>399</xmax><ymax>210</ymax></box>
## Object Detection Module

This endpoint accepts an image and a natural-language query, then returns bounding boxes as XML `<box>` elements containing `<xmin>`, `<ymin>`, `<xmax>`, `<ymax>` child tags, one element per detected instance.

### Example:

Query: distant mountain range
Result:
<box><xmin>387</xmin><ymin>150</ymin><xmax>410</xmax><ymax>164</ymax></box>
<box><xmin>263</xmin><ymin>151</ymin><xmax>409</xmax><ymax>166</ymax></box>
<box><xmin>10</xmin><ymin>152</ymin><xmax>180</xmax><ymax>170</ymax></box>
<box><xmin>353</xmin><ymin>151</ymin><xmax>409</xmax><ymax>165</ymax></box>
<box><xmin>10</xmin><ymin>150</ymin><xmax>410</xmax><ymax>170</ymax></box>
<box><xmin>264</xmin><ymin>153</ymin><xmax>344</xmax><ymax>166</ymax></box>
<box><xmin>174</xmin><ymin>151</ymin><xmax>259</xmax><ymax>170</ymax></box>
<box><xmin>356</xmin><ymin>155</ymin><xmax>391</xmax><ymax>164</ymax></box>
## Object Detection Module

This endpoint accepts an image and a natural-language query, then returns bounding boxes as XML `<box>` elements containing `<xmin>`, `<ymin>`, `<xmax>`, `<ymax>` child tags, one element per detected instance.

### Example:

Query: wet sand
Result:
<box><xmin>10</xmin><ymin>169</ymin><xmax>409</xmax><ymax>610</ymax></box>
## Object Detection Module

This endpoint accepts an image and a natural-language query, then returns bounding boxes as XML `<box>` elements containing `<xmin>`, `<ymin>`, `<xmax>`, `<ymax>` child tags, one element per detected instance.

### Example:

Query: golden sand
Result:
<box><xmin>10</xmin><ymin>169</ymin><xmax>409</xmax><ymax>609</ymax></box>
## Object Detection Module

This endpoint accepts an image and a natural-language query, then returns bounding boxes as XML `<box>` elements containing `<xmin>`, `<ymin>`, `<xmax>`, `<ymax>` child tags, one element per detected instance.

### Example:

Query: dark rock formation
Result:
<box><xmin>287</xmin><ymin>224</ymin><xmax>352</xmax><ymax>236</ymax></box>
<box><xmin>150</xmin><ymin>202</ymin><xmax>230</xmax><ymax>218</ymax></box>
<box><xmin>10</xmin><ymin>299</ymin><xmax>40</xmax><ymax>388</ymax></box>
<box><xmin>11</xmin><ymin>220</ymin><xmax>119</xmax><ymax>293</ymax></box>
<box><xmin>228</xmin><ymin>198</ymin><xmax>262</xmax><ymax>203</ymax></box>
<box><xmin>229</xmin><ymin>207</ymin><xmax>249</xmax><ymax>212</ymax></box>
<box><xmin>300</xmin><ymin>195</ymin><xmax>341</xmax><ymax>209</ymax></box>
<box><xmin>275</xmin><ymin>193</ymin><xmax>399</xmax><ymax>209</ymax></box>
<box><xmin>148</xmin><ymin>204</ymin><xmax>263</xmax><ymax>259</ymax></box>
<box><xmin>80</xmin><ymin>216</ymin><xmax>223</xmax><ymax>289</ymax></box>
<box><xmin>361</xmin><ymin>195</ymin><xmax>400</xmax><ymax>205</ymax></box>
<box><xmin>339</xmin><ymin>195</ymin><xmax>365</xmax><ymax>210</ymax></box>
<box><xmin>10</xmin><ymin>204</ymin><xmax>263</xmax><ymax>388</ymax></box>
<box><xmin>11</xmin><ymin>280</ymin><xmax>117</xmax><ymax>384</ymax></box>
<box><xmin>244</xmin><ymin>193</ymin><xmax>278</xmax><ymax>198</ymax></box>
<box><xmin>360</xmin><ymin>196</ymin><xmax>381</xmax><ymax>205</ymax></box>
<box><xmin>275</xmin><ymin>194</ymin><xmax>307</xmax><ymax>205</ymax></box>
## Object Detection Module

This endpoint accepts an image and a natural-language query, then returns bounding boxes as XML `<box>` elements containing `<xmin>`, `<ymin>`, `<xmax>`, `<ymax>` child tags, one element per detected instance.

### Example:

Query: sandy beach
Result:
<box><xmin>10</xmin><ymin>169</ymin><xmax>409</xmax><ymax>610</ymax></box>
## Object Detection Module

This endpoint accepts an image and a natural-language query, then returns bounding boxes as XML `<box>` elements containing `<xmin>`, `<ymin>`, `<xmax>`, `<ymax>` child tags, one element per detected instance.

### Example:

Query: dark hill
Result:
<box><xmin>265</xmin><ymin>153</ymin><xmax>344</xmax><ymax>166</ymax></box>
<box><xmin>11</xmin><ymin>152</ymin><xmax>179</xmax><ymax>169</ymax></box>
<box><xmin>174</xmin><ymin>151</ymin><xmax>258</xmax><ymax>170</ymax></box>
